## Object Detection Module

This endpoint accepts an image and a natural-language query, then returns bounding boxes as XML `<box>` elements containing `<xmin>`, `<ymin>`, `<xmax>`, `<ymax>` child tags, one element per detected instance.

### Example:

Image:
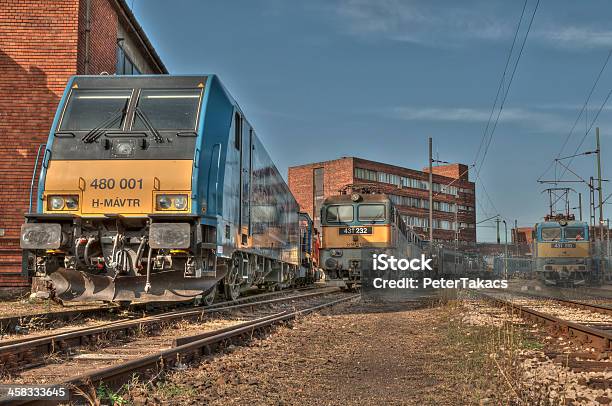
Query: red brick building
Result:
<box><xmin>0</xmin><ymin>0</ymin><xmax>167</xmax><ymax>294</ymax></box>
<box><xmin>288</xmin><ymin>157</ymin><xmax>477</xmax><ymax>244</ymax></box>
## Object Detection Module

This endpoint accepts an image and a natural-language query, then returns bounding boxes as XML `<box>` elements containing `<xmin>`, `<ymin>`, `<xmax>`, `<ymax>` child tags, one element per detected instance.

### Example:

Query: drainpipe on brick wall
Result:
<box><xmin>85</xmin><ymin>0</ymin><xmax>91</xmax><ymax>74</ymax></box>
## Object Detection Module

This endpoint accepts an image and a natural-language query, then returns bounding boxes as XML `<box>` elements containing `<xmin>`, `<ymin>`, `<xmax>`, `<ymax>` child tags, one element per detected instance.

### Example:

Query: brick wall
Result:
<box><xmin>77</xmin><ymin>0</ymin><xmax>118</xmax><ymax>75</ymax></box>
<box><xmin>424</xmin><ymin>163</ymin><xmax>469</xmax><ymax>181</ymax></box>
<box><xmin>288</xmin><ymin>157</ymin><xmax>354</xmax><ymax>221</ymax></box>
<box><xmin>0</xmin><ymin>0</ymin><xmax>80</xmax><ymax>286</ymax></box>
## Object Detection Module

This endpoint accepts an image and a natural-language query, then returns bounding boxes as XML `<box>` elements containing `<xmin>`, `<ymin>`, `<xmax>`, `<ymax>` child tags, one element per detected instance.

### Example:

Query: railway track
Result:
<box><xmin>473</xmin><ymin>290</ymin><xmax>612</xmax><ymax>386</ymax></box>
<box><xmin>477</xmin><ymin>291</ymin><xmax>612</xmax><ymax>351</ymax></box>
<box><xmin>485</xmin><ymin>288</ymin><xmax>612</xmax><ymax>316</ymax></box>
<box><xmin>0</xmin><ymin>290</ymin><xmax>358</xmax><ymax>405</ymax></box>
<box><xmin>0</xmin><ymin>286</ymin><xmax>336</xmax><ymax>374</ymax></box>
<box><xmin>0</xmin><ymin>286</ymin><xmax>320</xmax><ymax>338</ymax></box>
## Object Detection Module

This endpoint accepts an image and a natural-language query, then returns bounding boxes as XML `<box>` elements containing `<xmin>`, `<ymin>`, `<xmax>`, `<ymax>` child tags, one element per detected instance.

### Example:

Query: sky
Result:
<box><xmin>131</xmin><ymin>0</ymin><xmax>612</xmax><ymax>242</ymax></box>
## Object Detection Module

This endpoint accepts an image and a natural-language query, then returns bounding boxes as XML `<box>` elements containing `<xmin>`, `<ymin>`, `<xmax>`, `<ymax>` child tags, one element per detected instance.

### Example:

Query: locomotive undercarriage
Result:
<box><xmin>21</xmin><ymin>214</ymin><xmax>299</xmax><ymax>303</ymax></box>
<box><xmin>537</xmin><ymin>269</ymin><xmax>589</xmax><ymax>287</ymax></box>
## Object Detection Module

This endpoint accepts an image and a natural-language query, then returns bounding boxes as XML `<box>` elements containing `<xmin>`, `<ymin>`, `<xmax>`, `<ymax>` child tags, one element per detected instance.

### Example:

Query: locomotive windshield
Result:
<box><xmin>564</xmin><ymin>227</ymin><xmax>586</xmax><ymax>240</ymax></box>
<box><xmin>541</xmin><ymin>227</ymin><xmax>561</xmax><ymax>241</ymax></box>
<box><xmin>358</xmin><ymin>204</ymin><xmax>386</xmax><ymax>222</ymax></box>
<box><xmin>59</xmin><ymin>89</ymin><xmax>132</xmax><ymax>131</ymax></box>
<box><xmin>325</xmin><ymin>205</ymin><xmax>353</xmax><ymax>223</ymax></box>
<box><xmin>51</xmin><ymin>77</ymin><xmax>206</xmax><ymax>161</ymax></box>
<box><xmin>133</xmin><ymin>89</ymin><xmax>201</xmax><ymax>130</ymax></box>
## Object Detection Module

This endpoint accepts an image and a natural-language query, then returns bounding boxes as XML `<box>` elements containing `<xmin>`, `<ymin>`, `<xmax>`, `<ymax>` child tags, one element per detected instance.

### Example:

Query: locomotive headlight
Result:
<box><xmin>330</xmin><ymin>249</ymin><xmax>343</xmax><ymax>257</ymax></box>
<box><xmin>47</xmin><ymin>195</ymin><xmax>79</xmax><ymax>211</ymax></box>
<box><xmin>156</xmin><ymin>194</ymin><xmax>189</xmax><ymax>211</ymax></box>
<box><xmin>112</xmin><ymin>140</ymin><xmax>135</xmax><ymax>157</ymax></box>
<box><xmin>65</xmin><ymin>196</ymin><xmax>79</xmax><ymax>210</ymax></box>
<box><xmin>49</xmin><ymin>196</ymin><xmax>64</xmax><ymax>210</ymax></box>
<box><xmin>157</xmin><ymin>195</ymin><xmax>172</xmax><ymax>210</ymax></box>
<box><xmin>174</xmin><ymin>196</ymin><xmax>188</xmax><ymax>210</ymax></box>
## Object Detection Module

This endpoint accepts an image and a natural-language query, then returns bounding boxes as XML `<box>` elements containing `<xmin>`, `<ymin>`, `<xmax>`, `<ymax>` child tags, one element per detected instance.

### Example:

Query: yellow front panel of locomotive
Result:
<box><xmin>322</xmin><ymin>225</ymin><xmax>391</xmax><ymax>249</ymax></box>
<box><xmin>536</xmin><ymin>241</ymin><xmax>589</xmax><ymax>258</ymax></box>
<box><xmin>43</xmin><ymin>160</ymin><xmax>193</xmax><ymax>216</ymax></box>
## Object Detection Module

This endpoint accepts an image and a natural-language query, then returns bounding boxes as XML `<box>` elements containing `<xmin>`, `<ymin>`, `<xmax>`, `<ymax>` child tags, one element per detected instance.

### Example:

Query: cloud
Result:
<box><xmin>535</xmin><ymin>26</ymin><xmax>612</xmax><ymax>49</ymax></box>
<box><xmin>332</xmin><ymin>1</ymin><xmax>612</xmax><ymax>50</ymax></box>
<box><xmin>387</xmin><ymin>106</ymin><xmax>568</xmax><ymax>132</ymax></box>
<box><xmin>332</xmin><ymin>0</ymin><xmax>514</xmax><ymax>47</ymax></box>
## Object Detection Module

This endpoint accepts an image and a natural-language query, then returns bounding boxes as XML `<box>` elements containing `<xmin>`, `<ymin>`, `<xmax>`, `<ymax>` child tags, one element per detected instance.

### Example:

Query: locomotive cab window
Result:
<box><xmin>325</xmin><ymin>205</ymin><xmax>353</xmax><ymax>223</ymax></box>
<box><xmin>59</xmin><ymin>89</ymin><xmax>132</xmax><ymax>131</ymax></box>
<box><xmin>358</xmin><ymin>204</ymin><xmax>386</xmax><ymax>222</ymax></box>
<box><xmin>541</xmin><ymin>227</ymin><xmax>561</xmax><ymax>241</ymax></box>
<box><xmin>564</xmin><ymin>227</ymin><xmax>586</xmax><ymax>240</ymax></box>
<box><xmin>132</xmin><ymin>89</ymin><xmax>201</xmax><ymax>130</ymax></box>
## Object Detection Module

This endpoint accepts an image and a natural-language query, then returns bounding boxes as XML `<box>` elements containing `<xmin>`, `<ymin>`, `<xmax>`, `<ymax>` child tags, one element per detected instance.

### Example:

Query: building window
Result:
<box><xmin>313</xmin><ymin>168</ymin><xmax>324</xmax><ymax>227</ymax></box>
<box><xmin>401</xmin><ymin>215</ymin><xmax>429</xmax><ymax>228</ymax></box>
<box><xmin>116</xmin><ymin>45</ymin><xmax>141</xmax><ymax>75</ymax></box>
<box><xmin>433</xmin><ymin>201</ymin><xmax>456</xmax><ymax>213</ymax></box>
<box><xmin>458</xmin><ymin>205</ymin><xmax>474</xmax><ymax>212</ymax></box>
<box><xmin>354</xmin><ymin>167</ymin><xmax>377</xmax><ymax>181</ymax></box>
<box><xmin>389</xmin><ymin>194</ymin><xmax>429</xmax><ymax>209</ymax></box>
<box><xmin>377</xmin><ymin>172</ymin><xmax>399</xmax><ymax>186</ymax></box>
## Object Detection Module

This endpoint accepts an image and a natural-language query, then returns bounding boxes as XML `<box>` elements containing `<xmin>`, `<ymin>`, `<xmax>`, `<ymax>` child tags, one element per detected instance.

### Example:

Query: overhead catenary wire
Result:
<box><xmin>473</xmin><ymin>0</ymin><xmax>529</xmax><ymax>168</ymax></box>
<box><xmin>537</xmin><ymin>49</ymin><xmax>612</xmax><ymax>183</ymax></box>
<box><xmin>476</xmin><ymin>0</ymin><xmax>540</xmax><ymax>178</ymax></box>
<box><xmin>557</xmin><ymin>87</ymin><xmax>612</xmax><ymax>180</ymax></box>
<box><xmin>433</xmin><ymin>0</ymin><xmax>537</xmax><ymax>204</ymax></box>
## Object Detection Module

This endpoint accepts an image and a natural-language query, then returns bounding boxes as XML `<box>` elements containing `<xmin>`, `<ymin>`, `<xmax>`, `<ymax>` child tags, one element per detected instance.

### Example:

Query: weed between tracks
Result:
<box><xmin>446</xmin><ymin>298</ymin><xmax>612</xmax><ymax>405</ymax></box>
<box><xmin>439</xmin><ymin>299</ymin><xmax>555</xmax><ymax>405</ymax></box>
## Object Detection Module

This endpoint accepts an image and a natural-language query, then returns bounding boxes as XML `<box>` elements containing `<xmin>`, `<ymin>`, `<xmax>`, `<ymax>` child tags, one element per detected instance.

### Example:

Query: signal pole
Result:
<box><xmin>596</xmin><ymin>128</ymin><xmax>605</xmax><ymax>282</ymax></box>
<box><xmin>590</xmin><ymin>176</ymin><xmax>595</xmax><ymax>230</ymax></box>
<box><xmin>503</xmin><ymin>220</ymin><xmax>508</xmax><ymax>278</ymax></box>
<box><xmin>496</xmin><ymin>217</ymin><xmax>500</xmax><ymax>244</ymax></box>
<box><xmin>514</xmin><ymin>219</ymin><xmax>518</xmax><ymax>255</ymax></box>
<box><xmin>428</xmin><ymin>137</ymin><xmax>433</xmax><ymax>243</ymax></box>
<box><xmin>597</xmin><ymin>128</ymin><xmax>604</xmax><ymax>242</ymax></box>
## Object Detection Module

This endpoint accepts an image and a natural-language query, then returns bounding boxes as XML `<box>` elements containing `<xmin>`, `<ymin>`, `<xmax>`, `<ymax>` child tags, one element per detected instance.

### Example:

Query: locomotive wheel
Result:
<box><xmin>224</xmin><ymin>257</ymin><xmax>241</xmax><ymax>301</ymax></box>
<box><xmin>202</xmin><ymin>285</ymin><xmax>216</xmax><ymax>306</ymax></box>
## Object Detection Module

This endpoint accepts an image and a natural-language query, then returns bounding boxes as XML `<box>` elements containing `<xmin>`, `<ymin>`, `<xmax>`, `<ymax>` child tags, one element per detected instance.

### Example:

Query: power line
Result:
<box><xmin>473</xmin><ymin>0</ymin><xmax>529</xmax><ymax>167</ymax></box>
<box><xmin>558</xmin><ymin>86</ymin><xmax>612</xmax><ymax>180</ymax></box>
<box><xmin>537</xmin><ymin>49</ymin><xmax>612</xmax><ymax>182</ymax></box>
<box><xmin>476</xmin><ymin>0</ymin><xmax>540</xmax><ymax>178</ymax></box>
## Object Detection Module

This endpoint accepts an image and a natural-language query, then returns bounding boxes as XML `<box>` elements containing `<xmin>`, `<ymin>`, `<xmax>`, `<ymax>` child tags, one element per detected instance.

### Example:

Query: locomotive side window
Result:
<box><xmin>564</xmin><ymin>227</ymin><xmax>586</xmax><ymax>240</ymax></box>
<box><xmin>541</xmin><ymin>227</ymin><xmax>561</xmax><ymax>241</ymax></box>
<box><xmin>60</xmin><ymin>89</ymin><xmax>132</xmax><ymax>131</ymax></box>
<box><xmin>234</xmin><ymin>112</ymin><xmax>242</xmax><ymax>150</ymax></box>
<box><xmin>326</xmin><ymin>205</ymin><xmax>353</xmax><ymax>223</ymax></box>
<box><xmin>132</xmin><ymin>89</ymin><xmax>201</xmax><ymax>130</ymax></box>
<box><xmin>358</xmin><ymin>204</ymin><xmax>386</xmax><ymax>222</ymax></box>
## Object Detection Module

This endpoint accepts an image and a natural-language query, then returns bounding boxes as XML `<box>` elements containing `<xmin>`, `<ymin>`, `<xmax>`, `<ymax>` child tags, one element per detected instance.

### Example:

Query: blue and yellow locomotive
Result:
<box><xmin>533</xmin><ymin>217</ymin><xmax>591</xmax><ymax>286</ymax></box>
<box><xmin>20</xmin><ymin>75</ymin><xmax>313</xmax><ymax>303</ymax></box>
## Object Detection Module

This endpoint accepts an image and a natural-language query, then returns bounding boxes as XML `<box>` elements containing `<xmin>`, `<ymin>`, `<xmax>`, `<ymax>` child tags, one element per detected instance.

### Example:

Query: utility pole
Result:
<box><xmin>496</xmin><ymin>217</ymin><xmax>500</xmax><ymax>244</ymax></box>
<box><xmin>503</xmin><ymin>220</ymin><xmax>508</xmax><ymax>278</ymax></box>
<box><xmin>428</xmin><ymin>137</ymin><xmax>433</xmax><ymax>243</ymax></box>
<box><xmin>607</xmin><ymin>218</ymin><xmax>610</xmax><ymax>258</ymax></box>
<box><xmin>597</xmin><ymin>128</ymin><xmax>605</xmax><ymax>282</ymax></box>
<box><xmin>514</xmin><ymin>219</ymin><xmax>518</xmax><ymax>256</ymax></box>
<box><xmin>578</xmin><ymin>192</ymin><xmax>583</xmax><ymax>221</ymax></box>
<box><xmin>455</xmin><ymin>204</ymin><xmax>459</xmax><ymax>248</ymax></box>
<box><xmin>590</xmin><ymin>176</ymin><xmax>595</xmax><ymax>231</ymax></box>
<box><xmin>597</xmin><ymin>128</ymin><xmax>604</xmax><ymax>241</ymax></box>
